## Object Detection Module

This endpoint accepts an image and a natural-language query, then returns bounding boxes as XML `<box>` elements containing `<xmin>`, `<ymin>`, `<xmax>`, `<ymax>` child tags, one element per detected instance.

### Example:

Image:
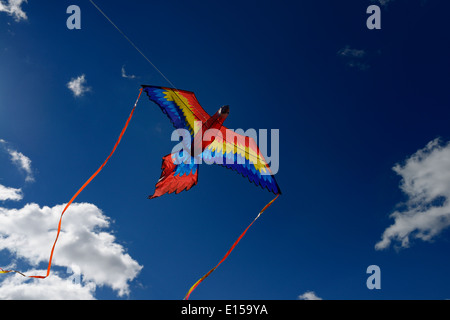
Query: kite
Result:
<box><xmin>142</xmin><ymin>85</ymin><xmax>281</xmax><ymax>198</ymax></box>
<box><xmin>141</xmin><ymin>85</ymin><xmax>281</xmax><ymax>299</ymax></box>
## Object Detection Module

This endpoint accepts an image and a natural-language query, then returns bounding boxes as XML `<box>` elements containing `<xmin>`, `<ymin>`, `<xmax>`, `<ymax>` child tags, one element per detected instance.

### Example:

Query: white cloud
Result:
<box><xmin>0</xmin><ymin>0</ymin><xmax>28</xmax><ymax>21</ymax></box>
<box><xmin>0</xmin><ymin>139</ymin><xmax>34</xmax><ymax>182</ymax></box>
<box><xmin>376</xmin><ymin>139</ymin><xmax>450</xmax><ymax>250</ymax></box>
<box><xmin>121</xmin><ymin>65</ymin><xmax>136</xmax><ymax>79</ymax></box>
<box><xmin>0</xmin><ymin>184</ymin><xmax>23</xmax><ymax>201</ymax></box>
<box><xmin>0</xmin><ymin>202</ymin><xmax>143</xmax><ymax>297</ymax></box>
<box><xmin>0</xmin><ymin>269</ymin><xmax>96</xmax><ymax>300</ymax></box>
<box><xmin>298</xmin><ymin>291</ymin><xmax>322</xmax><ymax>300</ymax></box>
<box><xmin>0</xmin><ymin>140</ymin><xmax>141</xmax><ymax>298</ymax></box>
<box><xmin>67</xmin><ymin>74</ymin><xmax>91</xmax><ymax>97</ymax></box>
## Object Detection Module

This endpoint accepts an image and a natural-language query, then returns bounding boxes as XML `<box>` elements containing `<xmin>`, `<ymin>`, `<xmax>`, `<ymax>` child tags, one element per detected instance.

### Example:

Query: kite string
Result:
<box><xmin>88</xmin><ymin>0</ymin><xmax>222</xmax><ymax>149</ymax></box>
<box><xmin>88</xmin><ymin>0</ymin><xmax>177</xmax><ymax>90</ymax></box>
<box><xmin>183</xmin><ymin>193</ymin><xmax>280</xmax><ymax>300</ymax></box>
<box><xmin>87</xmin><ymin>0</ymin><xmax>197</xmax><ymax>116</ymax></box>
<box><xmin>0</xmin><ymin>88</ymin><xmax>143</xmax><ymax>278</ymax></box>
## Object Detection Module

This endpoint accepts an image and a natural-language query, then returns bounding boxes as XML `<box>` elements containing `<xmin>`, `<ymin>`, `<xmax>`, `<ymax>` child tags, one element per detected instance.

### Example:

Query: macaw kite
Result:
<box><xmin>141</xmin><ymin>85</ymin><xmax>281</xmax><ymax>199</ymax></box>
<box><xmin>142</xmin><ymin>85</ymin><xmax>281</xmax><ymax>299</ymax></box>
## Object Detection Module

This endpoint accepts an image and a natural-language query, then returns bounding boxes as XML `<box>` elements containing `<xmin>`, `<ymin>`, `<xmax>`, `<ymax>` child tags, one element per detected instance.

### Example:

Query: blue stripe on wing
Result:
<box><xmin>202</xmin><ymin>148</ymin><xmax>280</xmax><ymax>195</ymax></box>
<box><xmin>143</xmin><ymin>87</ymin><xmax>190</xmax><ymax>131</ymax></box>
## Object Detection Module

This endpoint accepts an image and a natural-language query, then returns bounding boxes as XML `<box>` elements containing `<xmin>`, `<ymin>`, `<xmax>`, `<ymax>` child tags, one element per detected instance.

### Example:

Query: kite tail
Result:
<box><xmin>183</xmin><ymin>193</ymin><xmax>280</xmax><ymax>300</ymax></box>
<box><xmin>149</xmin><ymin>152</ymin><xmax>199</xmax><ymax>199</ymax></box>
<box><xmin>0</xmin><ymin>88</ymin><xmax>143</xmax><ymax>279</ymax></box>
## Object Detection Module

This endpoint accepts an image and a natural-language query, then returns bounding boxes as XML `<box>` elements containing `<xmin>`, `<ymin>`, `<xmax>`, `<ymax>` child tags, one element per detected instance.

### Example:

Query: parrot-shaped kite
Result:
<box><xmin>141</xmin><ymin>85</ymin><xmax>281</xmax><ymax>199</ymax></box>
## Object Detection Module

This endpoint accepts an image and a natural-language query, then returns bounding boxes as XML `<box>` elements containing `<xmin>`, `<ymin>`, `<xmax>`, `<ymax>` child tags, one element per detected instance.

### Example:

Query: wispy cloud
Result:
<box><xmin>8</xmin><ymin>150</ymin><xmax>34</xmax><ymax>182</ymax></box>
<box><xmin>375</xmin><ymin>0</ymin><xmax>393</xmax><ymax>6</ymax></box>
<box><xmin>121</xmin><ymin>65</ymin><xmax>136</xmax><ymax>79</ymax></box>
<box><xmin>376</xmin><ymin>138</ymin><xmax>450</xmax><ymax>250</ymax></box>
<box><xmin>374</xmin><ymin>0</ymin><xmax>429</xmax><ymax>7</ymax></box>
<box><xmin>0</xmin><ymin>184</ymin><xmax>23</xmax><ymax>201</ymax></box>
<box><xmin>0</xmin><ymin>0</ymin><xmax>28</xmax><ymax>22</ymax></box>
<box><xmin>337</xmin><ymin>45</ymin><xmax>370</xmax><ymax>71</ymax></box>
<box><xmin>346</xmin><ymin>61</ymin><xmax>370</xmax><ymax>71</ymax></box>
<box><xmin>0</xmin><ymin>139</ymin><xmax>34</xmax><ymax>183</ymax></box>
<box><xmin>337</xmin><ymin>46</ymin><xmax>366</xmax><ymax>58</ymax></box>
<box><xmin>67</xmin><ymin>74</ymin><xmax>91</xmax><ymax>97</ymax></box>
<box><xmin>298</xmin><ymin>291</ymin><xmax>322</xmax><ymax>300</ymax></box>
<box><xmin>0</xmin><ymin>202</ymin><xmax>143</xmax><ymax>297</ymax></box>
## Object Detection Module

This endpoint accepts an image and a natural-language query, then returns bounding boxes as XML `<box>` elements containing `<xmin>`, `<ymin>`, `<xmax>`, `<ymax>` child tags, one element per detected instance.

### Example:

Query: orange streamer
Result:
<box><xmin>184</xmin><ymin>193</ymin><xmax>280</xmax><ymax>300</ymax></box>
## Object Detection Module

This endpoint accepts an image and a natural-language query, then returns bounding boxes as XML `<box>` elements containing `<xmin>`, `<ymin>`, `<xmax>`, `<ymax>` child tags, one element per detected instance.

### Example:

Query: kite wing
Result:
<box><xmin>142</xmin><ymin>85</ymin><xmax>210</xmax><ymax>136</ymax></box>
<box><xmin>202</xmin><ymin>127</ymin><xmax>281</xmax><ymax>195</ymax></box>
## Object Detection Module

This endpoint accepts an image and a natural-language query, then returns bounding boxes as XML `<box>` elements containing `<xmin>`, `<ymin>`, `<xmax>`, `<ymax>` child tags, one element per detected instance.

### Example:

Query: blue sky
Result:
<box><xmin>1</xmin><ymin>0</ymin><xmax>450</xmax><ymax>300</ymax></box>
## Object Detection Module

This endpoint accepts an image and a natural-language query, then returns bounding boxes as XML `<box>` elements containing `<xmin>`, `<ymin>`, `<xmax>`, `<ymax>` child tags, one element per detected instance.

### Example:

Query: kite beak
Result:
<box><xmin>220</xmin><ymin>105</ymin><xmax>230</xmax><ymax>116</ymax></box>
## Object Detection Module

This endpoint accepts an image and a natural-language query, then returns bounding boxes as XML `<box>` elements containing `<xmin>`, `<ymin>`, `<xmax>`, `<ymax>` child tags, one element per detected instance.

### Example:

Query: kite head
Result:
<box><xmin>219</xmin><ymin>105</ymin><xmax>230</xmax><ymax>117</ymax></box>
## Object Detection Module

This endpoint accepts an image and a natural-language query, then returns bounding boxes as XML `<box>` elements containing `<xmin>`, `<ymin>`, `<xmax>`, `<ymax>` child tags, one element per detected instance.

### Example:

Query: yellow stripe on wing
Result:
<box><xmin>206</xmin><ymin>138</ymin><xmax>269</xmax><ymax>174</ymax></box>
<box><xmin>163</xmin><ymin>90</ymin><xmax>202</xmax><ymax>136</ymax></box>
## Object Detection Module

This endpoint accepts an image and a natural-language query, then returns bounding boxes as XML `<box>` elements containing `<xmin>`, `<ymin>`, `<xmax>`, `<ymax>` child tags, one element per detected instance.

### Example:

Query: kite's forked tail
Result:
<box><xmin>149</xmin><ymin>152</ymin><xmax>199</xmax><ymax>199</ymax></box>
<box><xmin>183</xmin><ymin>193</ymin><xmax>280</xmax><ymax>300</ymax></box>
